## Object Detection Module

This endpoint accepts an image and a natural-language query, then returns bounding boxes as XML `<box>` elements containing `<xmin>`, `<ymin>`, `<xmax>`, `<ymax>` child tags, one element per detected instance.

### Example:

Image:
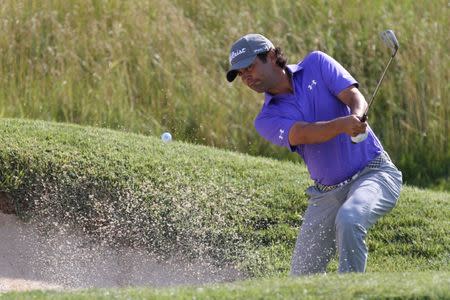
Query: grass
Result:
<box><xmin>0</xmin><ymin>0</ymin><xmax>448</xmax><ymax>189</ymax></box>
<box><xmin>2</xmin><ymin>272</ymin><xmax>449</xmax><ymax>299</ymax></box>
<box><xmin>0</xmin><ymin>118</ymin><xmax>448</xmax><ymax>283</ymax></box>
<box><xmin>0</xmin><ymin>118</ymin><xmax>309</xmax><ymax>272</ymax></box>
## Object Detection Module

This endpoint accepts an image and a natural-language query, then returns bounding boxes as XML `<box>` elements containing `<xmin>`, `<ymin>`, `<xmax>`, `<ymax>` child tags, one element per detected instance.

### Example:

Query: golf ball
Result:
<box><xmin>161</xmin><ymin>132</ymin><xmax>172</xmax><ymax>143</ymax></box>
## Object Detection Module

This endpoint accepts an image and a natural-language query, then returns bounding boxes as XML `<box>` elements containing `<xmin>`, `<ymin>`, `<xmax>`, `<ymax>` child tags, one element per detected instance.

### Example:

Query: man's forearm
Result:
<box><xmin>288</xmin><ymin>114</ymin><xmax>367</xmax><ymax>146</ymax></box>
<box><xmin>289</xmin><ymin>119</ymin><xmax>344</xmax><ymax>145</ymax></box>
<box><xmin>351</xmin><ymin>98</ymin><xmax>367</xmax><ymax>118</ymax></box>
<box><xmin>288</xmin><ymin>87</ymin><xmax>369</xmax><ymax>146</ymax></box>
<box><xmin>338</xmin><ymin>86</ymin><xmax>368</xmax><ymax>118</ymax></box>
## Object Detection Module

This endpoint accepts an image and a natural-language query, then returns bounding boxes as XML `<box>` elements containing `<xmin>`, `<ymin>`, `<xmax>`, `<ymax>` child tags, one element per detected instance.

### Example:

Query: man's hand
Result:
<box><xmin>339</xmin><ymin>114</ymin><xmax>367</xmax><ymax>137</ymax></box>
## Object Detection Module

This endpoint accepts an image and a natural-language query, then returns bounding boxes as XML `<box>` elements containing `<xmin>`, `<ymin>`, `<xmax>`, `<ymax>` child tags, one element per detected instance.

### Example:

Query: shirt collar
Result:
<box><xmin>264</xmin><ymin>63</ymin><xmax>304</xmax><ymax>105</ymax></box>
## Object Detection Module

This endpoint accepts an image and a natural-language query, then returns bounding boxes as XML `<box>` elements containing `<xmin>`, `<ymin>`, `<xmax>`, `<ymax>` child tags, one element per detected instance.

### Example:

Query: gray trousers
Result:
<box><xmin>291</xmin><ymin>152</ymin><xmax>403</xmax><ymax>275</ymax></box>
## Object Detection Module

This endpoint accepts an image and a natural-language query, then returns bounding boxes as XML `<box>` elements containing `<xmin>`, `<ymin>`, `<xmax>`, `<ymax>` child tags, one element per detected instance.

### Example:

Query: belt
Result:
<box><xmin>315</xmin><ymin>152</ymin><xmax>390</xmax><ymax>193</ymax></box>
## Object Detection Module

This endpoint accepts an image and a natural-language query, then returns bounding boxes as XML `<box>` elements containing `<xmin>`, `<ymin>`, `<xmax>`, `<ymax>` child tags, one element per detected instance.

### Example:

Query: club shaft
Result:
<box><xmin>365</xmin><ymin>49</ymin><xmax>397</xmax><ymax>115</ymax></box>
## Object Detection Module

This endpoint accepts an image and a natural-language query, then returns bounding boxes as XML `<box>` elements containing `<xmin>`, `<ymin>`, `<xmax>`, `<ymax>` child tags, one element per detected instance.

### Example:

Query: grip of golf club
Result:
<box><xmin>351</xmin><ymin>113</ymin><xmax>368</xmax><ymax>144</ymax></box>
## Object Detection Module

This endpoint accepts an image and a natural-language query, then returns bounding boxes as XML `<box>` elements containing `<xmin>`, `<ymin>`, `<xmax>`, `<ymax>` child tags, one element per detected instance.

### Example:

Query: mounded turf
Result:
<box><xmin>0</xmin><ymin>118</ymin><xmax>449</xmax><ymax>298</ymax></box>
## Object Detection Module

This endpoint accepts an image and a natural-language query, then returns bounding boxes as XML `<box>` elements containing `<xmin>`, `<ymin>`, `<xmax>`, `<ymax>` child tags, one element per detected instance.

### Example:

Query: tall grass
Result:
<box><xmin>0</xmin><ymin>0</ymin><xmax>448</xmax><ymax>189</ymax></box>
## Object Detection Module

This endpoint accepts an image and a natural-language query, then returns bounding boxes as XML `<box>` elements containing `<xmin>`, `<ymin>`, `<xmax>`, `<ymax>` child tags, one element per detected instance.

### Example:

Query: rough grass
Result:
<box><xmin>0</xmin><ymin>118</ymin><xmax>309</xmax><ymax>275</ymax></box>
<box><xmin>0</xmin><ymin>118</ymin><xmax>448</xmax><ymax>281</ymax></box>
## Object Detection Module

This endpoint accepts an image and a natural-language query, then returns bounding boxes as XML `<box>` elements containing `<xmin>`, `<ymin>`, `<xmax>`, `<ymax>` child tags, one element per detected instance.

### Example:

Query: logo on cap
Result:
<box><xmin>254</xmin><ymin>47</ymin><xmax>268</xmax><ymax>53</ymax></box>
<box><xmin>230</xmin><ymin>47</ymin><xmax>247</xmax><ymax>63</ymax></box>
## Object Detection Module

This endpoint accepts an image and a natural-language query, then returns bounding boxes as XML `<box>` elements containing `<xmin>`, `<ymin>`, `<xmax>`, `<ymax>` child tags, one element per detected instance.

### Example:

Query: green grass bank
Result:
<box><xmin>0</xmin><ymin>118</ymin><xmax>448</xmax><ymax>279</ymax></box>
<box><xmin>0</xmin><ymin>0</ymin><xmax>448</xmax><ymax>190</ymax></box>
<box><xmin>3</xmin><ymin>272</ymin><xmax>450</xmax><ymax>299</ymax></box>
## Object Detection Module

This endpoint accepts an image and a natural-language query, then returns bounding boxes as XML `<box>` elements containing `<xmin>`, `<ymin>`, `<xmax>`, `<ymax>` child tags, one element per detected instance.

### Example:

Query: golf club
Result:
<box><xmin>351</xmin><ymin>29</ymin><xmax>399</xmax><ymax>143</ymax></box>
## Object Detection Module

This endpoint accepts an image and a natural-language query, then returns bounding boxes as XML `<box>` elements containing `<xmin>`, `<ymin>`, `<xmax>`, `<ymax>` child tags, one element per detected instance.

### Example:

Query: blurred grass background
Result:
<box><xmin>0</xmin><ymin>0</ymin><xmax>448</xmax><ymax>189</ymax></box>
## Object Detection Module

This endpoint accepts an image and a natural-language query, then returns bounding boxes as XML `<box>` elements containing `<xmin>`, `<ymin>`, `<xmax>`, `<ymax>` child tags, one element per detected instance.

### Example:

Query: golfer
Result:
<box><xmin>226</xmin><ymin>33</ymin><xmax>403</xmax><ymax>275</ymax></box>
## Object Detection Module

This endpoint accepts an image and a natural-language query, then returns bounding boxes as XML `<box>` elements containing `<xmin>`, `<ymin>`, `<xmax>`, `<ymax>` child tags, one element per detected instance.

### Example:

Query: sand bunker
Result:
<box><xmin>0</xmin><ymin>212</ymin><xmax>243</xmax><ymax>292</ymax></box>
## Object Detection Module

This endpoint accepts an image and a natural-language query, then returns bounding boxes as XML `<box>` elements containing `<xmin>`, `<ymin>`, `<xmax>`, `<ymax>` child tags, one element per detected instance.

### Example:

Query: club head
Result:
<box><xmin>380</xmin><ymin>30</ymin><xmax>399</xmax><ymax>56</ymax></box>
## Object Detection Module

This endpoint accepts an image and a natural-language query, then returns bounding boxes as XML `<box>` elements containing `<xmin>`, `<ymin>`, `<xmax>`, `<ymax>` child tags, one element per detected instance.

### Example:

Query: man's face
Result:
<box><xmin>237</xmin><ymin>51</ymin><xmax>277</xmax><ymax>93</ymax></box>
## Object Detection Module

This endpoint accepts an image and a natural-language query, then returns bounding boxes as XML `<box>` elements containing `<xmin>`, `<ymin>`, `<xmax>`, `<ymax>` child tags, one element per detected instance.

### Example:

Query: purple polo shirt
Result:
<box><xmin>254</xmin><ymin>51</ymin><xmax>383</xmax><ymax>185</ymax></box>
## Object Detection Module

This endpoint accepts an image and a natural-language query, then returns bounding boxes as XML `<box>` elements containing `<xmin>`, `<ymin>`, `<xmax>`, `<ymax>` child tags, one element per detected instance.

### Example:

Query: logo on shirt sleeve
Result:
<box><xmin>278</xmin><ymin>129</ymin><xmax>285</xmax><ymax>140</ymax></box>
<box><xmin>308</xmin><ymin>79</ymin><xmax>317</xmax><ymax>91</ymax></box>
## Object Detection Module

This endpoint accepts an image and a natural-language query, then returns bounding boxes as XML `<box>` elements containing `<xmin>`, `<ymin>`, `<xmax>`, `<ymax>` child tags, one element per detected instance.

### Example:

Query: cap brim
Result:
<box><xmin>226</xmin><ymin>55</ymin><xmax>256</xmax><ymax>82</ymax></box>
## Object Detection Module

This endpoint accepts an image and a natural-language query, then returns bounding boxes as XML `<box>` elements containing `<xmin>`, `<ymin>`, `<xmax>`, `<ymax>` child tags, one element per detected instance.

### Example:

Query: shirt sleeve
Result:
<box><xmin>254</xmin><ymin>112</ymin><xmax>297</xmax><ymax>151</ymax></box>
<box><xmin>315</xmin><ymin>51</ymin><xmax>359</xmax><ymax>96</ymax></box>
